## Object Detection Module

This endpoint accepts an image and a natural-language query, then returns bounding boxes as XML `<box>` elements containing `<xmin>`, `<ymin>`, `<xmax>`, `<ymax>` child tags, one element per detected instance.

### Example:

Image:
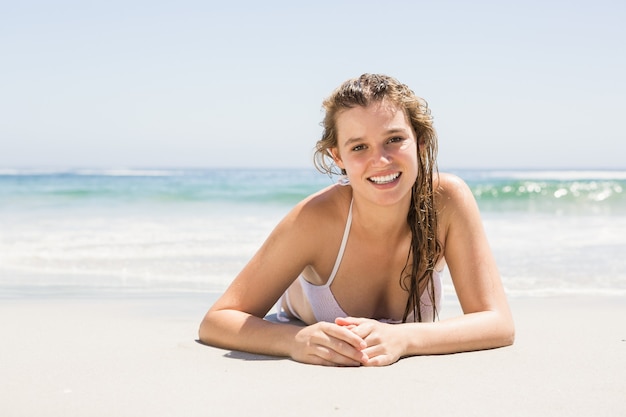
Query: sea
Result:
<box><xmin>1</xmin><ymin>168</ymin><xmax>625</xmax><ymax>300</ymax></box>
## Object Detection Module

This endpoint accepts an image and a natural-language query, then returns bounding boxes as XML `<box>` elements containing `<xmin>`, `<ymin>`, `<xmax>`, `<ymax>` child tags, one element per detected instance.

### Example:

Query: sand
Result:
<box><xmin>1</xmin><ymin>293</ymin><xmax>624</xmax><ymax>417</ymax></box>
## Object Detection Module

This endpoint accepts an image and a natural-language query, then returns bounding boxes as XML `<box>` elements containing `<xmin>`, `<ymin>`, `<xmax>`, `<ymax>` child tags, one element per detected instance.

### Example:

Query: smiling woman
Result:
<box><xmin>330</xmin><ymin>103</ymin><xmax>419</xmax><ymax>206</ymax></box>
<box><xmin>198</xmin><ymin>74</ymin><xmax>515</xmax><ymax>366</ymax></box>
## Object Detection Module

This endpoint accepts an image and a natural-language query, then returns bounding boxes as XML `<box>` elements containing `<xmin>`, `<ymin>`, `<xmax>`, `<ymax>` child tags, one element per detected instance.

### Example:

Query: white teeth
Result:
<box><xmin>369</xmin><ymin>173</ymin><xmax>400</xmax><ymax>184</ymax></box>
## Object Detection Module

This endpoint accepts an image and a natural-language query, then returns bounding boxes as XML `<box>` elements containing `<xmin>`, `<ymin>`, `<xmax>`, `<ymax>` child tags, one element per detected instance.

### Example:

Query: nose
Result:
<box><xmin>371</xmin><ymin>145</ymin><xmax>391</xmax><ymax>166</ymax></box>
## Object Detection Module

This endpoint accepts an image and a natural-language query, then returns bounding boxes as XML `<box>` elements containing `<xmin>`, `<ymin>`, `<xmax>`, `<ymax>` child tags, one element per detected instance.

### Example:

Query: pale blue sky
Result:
<box><xmin>1</xmin><ymin>0</ymin><xmax>625</xmax><ymax>170</ymax></box>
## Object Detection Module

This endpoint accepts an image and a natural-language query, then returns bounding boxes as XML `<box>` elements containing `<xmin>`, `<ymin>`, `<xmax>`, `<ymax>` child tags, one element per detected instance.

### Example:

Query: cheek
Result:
<box><xmin>400</xmin><ymin>140</ymin><xmax>419</xmax><ymax>161</ymax></box>
<box><xmin>402</xmin><ymin>140</ymin><xmax>417</xmax><ymax>151</ymax></box>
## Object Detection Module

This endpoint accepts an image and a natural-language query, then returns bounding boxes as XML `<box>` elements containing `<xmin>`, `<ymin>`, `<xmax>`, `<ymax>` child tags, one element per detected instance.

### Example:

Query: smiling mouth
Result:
<box><xmin>368</xmin><ymin>172</ymin><xmax>401</xmax><ymax>184</ymax></box>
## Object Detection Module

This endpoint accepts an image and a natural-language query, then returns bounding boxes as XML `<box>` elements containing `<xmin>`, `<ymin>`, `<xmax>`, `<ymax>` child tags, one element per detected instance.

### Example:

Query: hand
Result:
<box><xmin>335</xmin><ymin>317</ymin><xmax>406</xmax><ymax>366</ymax></box>
<box><xmin>290</xmin><ymin>321</ymin><xmax>369</xmax><ymax>366</ymax></box>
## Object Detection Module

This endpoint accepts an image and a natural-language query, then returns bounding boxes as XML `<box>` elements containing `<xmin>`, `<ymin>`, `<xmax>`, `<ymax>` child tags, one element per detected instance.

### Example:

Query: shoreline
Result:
<box><xmin>1</xmin><ymin>293</ymin><xmax>624</xmax><ymax>416</ymax></box>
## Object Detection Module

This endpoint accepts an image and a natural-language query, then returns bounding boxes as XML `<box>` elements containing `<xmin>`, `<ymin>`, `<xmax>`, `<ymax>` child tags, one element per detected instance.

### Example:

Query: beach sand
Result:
<box><xmin>1</xmin><ymin>293</ymin><xmax>624</xmax><ymax>417</ymax></box>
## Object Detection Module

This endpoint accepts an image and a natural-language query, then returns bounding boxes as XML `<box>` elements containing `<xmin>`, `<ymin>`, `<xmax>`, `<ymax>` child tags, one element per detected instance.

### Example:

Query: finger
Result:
<box><xmin>360</xmin><ymin>344</ymin><xmax>399</xmax><ymax>367</ymax></box>
<box><xmin>336</xmin><ymin>318</ymin><xmax>375</xmax><ymax>340</ymax></box>
<box><xmin>361</xmin><ymin>344</ymin><xmax>383</xmax><ymax>359</ymax></box>
<box><xmin>310</xmin><ymin>345</ymin><xmax>364</xmax><ymax>367</ymax></box>
<box><xmin>314</xmin><ymin>325</ymin><xmax>369</xmax><ymax>364</ymax></box>
<box><xmin>361</xmin><ymin>355</ymin><xmax>393</xmax><ymax>367</ymax></box>
<box><xmin>303</xmin><ymin>352</ymin><xmax>360</xmax><ymax>367</ymax></box>
<box><xmin>323</xmin><ymin>323</ymin><xmax>368</xmax><ymax>351</ymax></box>
<box><xmin>324</xmin><ymin>335</ymin><xmax>369</xmax><ymax>364</ymax></box>
<box><xmin>335</xmin><ymin>317</ymin><xmax>365</xmax><ymax>326</ymax></box>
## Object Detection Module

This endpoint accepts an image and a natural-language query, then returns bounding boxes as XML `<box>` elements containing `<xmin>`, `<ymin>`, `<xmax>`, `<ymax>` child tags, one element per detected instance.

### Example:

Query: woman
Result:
<box><xmin>199</xmin><ymin>73</ymin><xmax>514</xmax><ymax>366</ymax></box>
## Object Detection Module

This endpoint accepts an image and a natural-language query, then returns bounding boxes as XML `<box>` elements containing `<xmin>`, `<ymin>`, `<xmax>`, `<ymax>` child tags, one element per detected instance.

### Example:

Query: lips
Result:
<box><xmin>368</xmin><ymin>172</ymin><xmax>401</xmax><ymax>184</ymax></box>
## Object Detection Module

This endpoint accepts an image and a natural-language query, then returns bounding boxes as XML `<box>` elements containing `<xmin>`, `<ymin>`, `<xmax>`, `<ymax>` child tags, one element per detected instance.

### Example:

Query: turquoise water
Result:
<box><xmin>1</xmin><ymin>168</ymin><xmax>625</xmax><ymax>213</ymax></box>
<box><xmin>1</xmin><ymin>168</ymin><xmax>625</xmax><ymax>297</ymax></box>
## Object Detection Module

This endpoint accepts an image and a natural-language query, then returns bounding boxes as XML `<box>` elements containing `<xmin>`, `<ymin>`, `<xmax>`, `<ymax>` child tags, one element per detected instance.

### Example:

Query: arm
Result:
<box><xmin>340</xmin><ymin>174</ymin><xmax>514</xmax><ymax>365</ymax></box>
<box><xmin>407</xmin><ymin>174</ymin><xmax>514</xmax><ymax>352</ymax></box>
<box><xmin>198</xmin><ymin>198</ymin><xmax>369</xmax><ymax>366</ymax></box>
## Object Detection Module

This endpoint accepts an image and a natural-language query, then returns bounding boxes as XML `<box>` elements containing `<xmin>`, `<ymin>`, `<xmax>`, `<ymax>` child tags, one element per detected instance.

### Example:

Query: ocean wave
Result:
<box><xmin>463</xmin><ymin>169</ymin><xmax>626</xmax><ymax>181</ymax></box>
<box><xmin>504</xmin><ymin>287</ymin><xmax>626</xmax><ymax>297</ymax></box>
<box><xmin>1</xmin><ymin>186</ymin><xmax>624</xmax><ymax>297</ymax></box>
<box><xmin>73</xmin><ymin>168</ymin><xmax>184</xmax><ymax>177</ymax></box>
<box><xmin>0</xmin><ymin>168</ymin><xmax>185</xmax><ymax>177</ymax></box>
<box><xmin>0</xmin><ymin>168</ymin><xmax>624</xmax><ymax>214</ymax></box>
<box><xmin>467</xmin><ymin>176</ymin><xmax>625</xmax><ymax>214</ymax></box>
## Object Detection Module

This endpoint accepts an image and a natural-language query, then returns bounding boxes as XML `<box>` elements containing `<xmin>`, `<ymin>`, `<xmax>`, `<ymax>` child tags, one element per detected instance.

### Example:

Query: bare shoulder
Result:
<box><xmin>433</xmin><ymin>172</ymin><xmax>482</xmax><ymax>239</ymax></box>
<box><xmin>434</xmin><ymin>172</ymin><xmax>475</xmax><ymax>208</ymax></box>
<box><xmin>275</xmin><ymin>184</ymin><xmax>351</xmax><ymax>246</ymax></box>
<box><xmin>235</xmin><ymin>184</ymin><xmax>350</xmax><ymax>289</ymax></box>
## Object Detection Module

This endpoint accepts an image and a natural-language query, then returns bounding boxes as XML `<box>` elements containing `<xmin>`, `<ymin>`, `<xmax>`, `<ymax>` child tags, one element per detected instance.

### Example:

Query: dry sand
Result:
<box><xmin>1</xmin><ymin>293</ymin><xmax>624</xmax><ymax>416</ymax></box>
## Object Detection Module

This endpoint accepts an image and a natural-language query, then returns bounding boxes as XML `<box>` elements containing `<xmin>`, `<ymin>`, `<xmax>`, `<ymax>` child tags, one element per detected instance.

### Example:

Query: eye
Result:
<box><xmin>387</xmin><ymin>136</ymin><xmax>404</xmax><ymax>144</ymax></box>
<box><xmin>351</xmin><ymin>144</ymin><xmax>366</xmax><ymax>152</ymax></box>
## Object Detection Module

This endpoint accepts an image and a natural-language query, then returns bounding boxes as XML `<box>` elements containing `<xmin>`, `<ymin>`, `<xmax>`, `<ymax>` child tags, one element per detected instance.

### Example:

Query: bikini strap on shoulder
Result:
<box><xmin>326</xmin><ymin>199</ymin><xmax>353</xmax><ymax>287</ymax></box>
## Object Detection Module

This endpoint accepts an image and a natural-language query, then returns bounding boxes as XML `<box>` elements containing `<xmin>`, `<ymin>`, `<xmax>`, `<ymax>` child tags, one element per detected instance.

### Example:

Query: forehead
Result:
<box><xmin>335</xmin><ymin>101</ymin><xmax>411</xmax><ymax>139</ymax></box>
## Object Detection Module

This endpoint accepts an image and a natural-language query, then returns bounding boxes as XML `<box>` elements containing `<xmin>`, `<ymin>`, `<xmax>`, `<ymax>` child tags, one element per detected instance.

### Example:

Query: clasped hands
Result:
<box><xmin>291</xmin><ymin>317</ymin><xmax>406</xmax><ymax>367</ymax></box>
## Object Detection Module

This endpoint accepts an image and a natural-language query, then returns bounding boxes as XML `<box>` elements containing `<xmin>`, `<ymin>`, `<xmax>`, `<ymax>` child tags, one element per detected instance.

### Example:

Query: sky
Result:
<box><xmin>1</xmin><ymin>0</ymin><xmax>625</xmax><ymax>170</ymax></box>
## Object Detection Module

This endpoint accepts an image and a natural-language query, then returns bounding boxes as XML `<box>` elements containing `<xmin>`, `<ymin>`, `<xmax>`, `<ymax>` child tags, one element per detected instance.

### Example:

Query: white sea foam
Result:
<box><xmin>73</xmin><ymin>168</ymin><xmax>184</xmax><ymax>177</ymax></box>
<box><xmin>0</xmin><ymin>204</ymin><xmax>284</xmax><ymax>293</ymax></box>
<box><xmin>0</xmin><ymin>167</ymin><xmax>185</xmax><ymax>177</ymax></box>
<box><xmin>1</xmin><ymin>169</ymin><xmax>624</xmax><ymax>296</ymax></box>
<box><xmin>479</xmin><ymin>170</ymin><xmax>626</xmax><ymax>181</ymax></box>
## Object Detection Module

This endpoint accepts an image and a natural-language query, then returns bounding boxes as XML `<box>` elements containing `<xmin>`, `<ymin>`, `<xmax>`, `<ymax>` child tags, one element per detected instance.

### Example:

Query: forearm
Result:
<box><xmin>198</xmin><ymin>309</ymin><xmax>300</xmax><ymax>358</ymax></box>
<box><xmin>403</xmin><ymin>310</ymin><xmax>515</xmax><ymax>356</ymax></box>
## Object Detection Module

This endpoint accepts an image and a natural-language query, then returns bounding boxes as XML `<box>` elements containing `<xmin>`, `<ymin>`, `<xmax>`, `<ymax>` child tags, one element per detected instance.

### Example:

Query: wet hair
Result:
<box><xmin>314</xmin><ymin>73</ymin><xmax>442</xmax><ymax>322</ymax></box>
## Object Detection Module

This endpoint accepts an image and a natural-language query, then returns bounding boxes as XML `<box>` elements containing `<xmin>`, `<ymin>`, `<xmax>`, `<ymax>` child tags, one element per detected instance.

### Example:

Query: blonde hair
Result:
<box><xmin>314</xmin><ymin>74</ymin><xmax>442</xmax><ymax>322</ymax></box>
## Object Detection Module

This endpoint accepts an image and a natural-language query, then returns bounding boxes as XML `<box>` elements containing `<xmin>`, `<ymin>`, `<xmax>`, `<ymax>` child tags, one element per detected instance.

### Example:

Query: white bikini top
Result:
<box><xmin>297</xmin><ymin>200</ymin><xmax>442</xmax><ymax>323</ymax></box>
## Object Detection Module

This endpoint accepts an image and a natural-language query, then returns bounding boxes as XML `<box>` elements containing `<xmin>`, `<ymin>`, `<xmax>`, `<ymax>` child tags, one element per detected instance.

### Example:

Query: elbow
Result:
<box><xmin>197</xmin><ymin>314</ymin><xmax>215</xmax><ymax>346</ymax></box>
<box><xmin>501</xmin><ymin>326</ymin><xmax>515</xmax><ymax>347</ymax></box>
<box><xmin>197</xmin><ymin>320</ymin><xmax>209</xmax><ymax>345</ymax></box>
<box><xmin>498</xmin><ymin>316</ymin><xmax>516</xmax><ymax>348</ymax></box>
<box><xmin>483</xmin><ymin>310</ymin><xmax>515</xmax><ymax>349</ymax></box>
<box><xmin>198</xmin><ymin>309</ymin><xmax>238</xmax><ymax>349</ymax></box>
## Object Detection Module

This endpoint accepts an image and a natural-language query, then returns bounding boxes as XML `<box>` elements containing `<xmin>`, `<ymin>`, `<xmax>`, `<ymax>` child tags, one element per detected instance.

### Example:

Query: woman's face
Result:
<box><xmin>332</xmin><ymin>101</ymin><xmax>418</xmax><ymax>207</ymax></box>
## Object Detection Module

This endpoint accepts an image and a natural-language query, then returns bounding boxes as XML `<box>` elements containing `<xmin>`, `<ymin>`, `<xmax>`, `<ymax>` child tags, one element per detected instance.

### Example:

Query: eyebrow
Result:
<box><xmin>342</xmin><ymin>128</ymin><xmax>410</xmax><ymax>147</ymax></box>
<box><xmin>343</xmin><ymin>137</ymin><xmax>362</xmax><ymax>147</ymax></box>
